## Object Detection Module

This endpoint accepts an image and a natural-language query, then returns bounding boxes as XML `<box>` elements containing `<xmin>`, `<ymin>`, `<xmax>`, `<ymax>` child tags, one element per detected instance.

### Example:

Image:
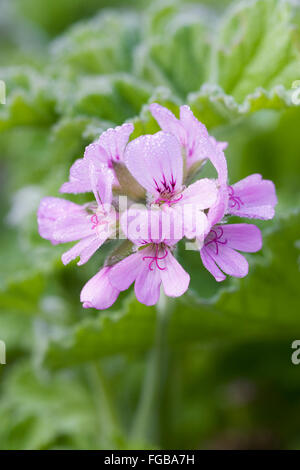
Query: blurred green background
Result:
<box><xmin>0</xmin><ymin>0</ymin><xmax>300</xmax><ymax>450</ymax></box>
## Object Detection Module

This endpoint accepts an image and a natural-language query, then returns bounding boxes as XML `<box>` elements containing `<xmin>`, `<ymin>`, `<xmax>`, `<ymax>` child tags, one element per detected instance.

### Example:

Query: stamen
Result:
<box><xmin>91</xmin><ymin>214</ymin><xmax>99</xmax><ymax>229</ymax></box>
<box><xmin>154</xmin><ymin>193</ymin><xmax>183</xmax><ymax>207</ymax></box>
<box><xmin>90</xmin><ymin>209</ymin><xmax>109</xmax><ymax>230</ymax></box>
<box><xmin>205</xmin><ymin>226</ymin><xmax>227</xmax><ymax>255</ymax></box>
<box><xmin>142</xmin><ymin>245</ymin><xmax>168</xmax><ymax>271</ymax></box>
<box><xmin>228</xmin><ymin>186</ymin><xmax>244</xmax><ymax>210</ymax></box>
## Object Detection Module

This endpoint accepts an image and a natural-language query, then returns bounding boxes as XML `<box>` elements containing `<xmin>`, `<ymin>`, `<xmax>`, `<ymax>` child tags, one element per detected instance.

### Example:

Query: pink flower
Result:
<box><xmin>108</xmin><ymin>209</ymin><xmax>190</xmax><ymax>306</ymax></box>
<box><xmin>60</xmin><ymin>123</ymin><xmax>133</xmax><ymax>193</ymax></box>
<box><xmin>200</xmin><ymin>223</ymin><xmax>262</xmax><ymax>282</ymax></box>
<box><xmin>199</xmin><ymin>184</ymin><xmax>263</xmax><ymax>282</ymax></box>
<box><xmin>124</xmin><ymin>131</ymin><xmax>218</xmax><ymax>239</ymax></box>
<box><xmin>38</xmin><ymin>166</ymin><xmax>116</xmax><ymax>266</ymax></box>
<box><xmin>80</xmin><ymin>267</ymin><xmax>120</xmax><ymax>310</ymax></box>
<box><xmin>150</xmin><ymin>103</ymin><xmax>227</xmax><ymax>171</ymax></box>
<box><xmin>226</xmin><ymin>174</ymin><xmax>277</xmax><ymax>220</ymax></box>
<box><xmin>37</xmin><ymin>103</ymin><xmax>278</xmax><ymax>307</ymax></box>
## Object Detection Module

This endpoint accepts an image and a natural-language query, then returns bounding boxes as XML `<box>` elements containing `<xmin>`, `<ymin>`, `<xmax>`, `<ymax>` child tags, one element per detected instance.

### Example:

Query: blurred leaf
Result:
<box><xmin>135</xmin><ymin>1</ymin><xmax>212</xmax><ymax>96</ymax></box>
<box><xmin>50</xmin><ymin>11</ymin><xmax>141</xmax><ymax>75</ymax></box>
<box><xmin>0</xmin><ymin>68</ymin><xmax>57</xmax><ymax>130</ymax></box>
<box><xmin>0</xmin><ymin>362</ymin><xmax>98</xmax><ymax>449</ymax></box>
<box><xmin>216</xmin><ymin>0</ymin><xmax>300</xmax><ymax>102</ymax></box>
<box><xmin>55</xmin><ymin>74</ymin><xmax>152</xmax><ymax>124</ymax></box>
<box><xmin>12</xmin><ymin>0</ymin><xmax>144</xmax><ymax>37</ymax></box>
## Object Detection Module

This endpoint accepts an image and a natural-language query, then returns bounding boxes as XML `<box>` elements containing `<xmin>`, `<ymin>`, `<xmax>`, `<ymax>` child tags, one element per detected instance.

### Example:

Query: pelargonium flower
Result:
<box><xmin>197</xmin><ymin>173</ymin><xmax>272</xmax><ymax>281</ymax></box>
<box><xmin>226</xmin><ymin>173</ymin><xmax>277</xmax><ymax>220</ymax></box>
<box><xmin>200</xmin><ymin>221</ymin><xmax>263</xmax><ymax>282</ymax></box>
<box><xmin>124</xmin><ymin>131</ymin><xmax>218</xmax><ymax>239</ymax></box>
<box><xmin>80</xmin><ymin>266</ymin><xmax>120</xmax><ymax>310</ymax></box>
<box><xmin>37</xmin><ymin>104</ymin><xmax>277</xmax><ymax>309</ymax></box>
<box><xmin>60</xmin><ymin>123</ymin><xmax>133</xmax><ymax>193</ymax></box>
<box><xmin>150</xmin><ymin>103</ymin><xmax>227</xmax><ymax>172</ymax></box>
<box><xmin>109</xmin><ymin>208</ymin><xmax>189</xmax><ymax>306</ymax></box>
<box><xmin>38</xmin><ymin>165</ymin><xmax>116</xmax><ymax>266</ymax></box>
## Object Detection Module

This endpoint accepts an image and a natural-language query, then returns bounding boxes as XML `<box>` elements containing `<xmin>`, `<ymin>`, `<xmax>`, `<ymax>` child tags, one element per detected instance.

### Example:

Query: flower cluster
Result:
<box><xmin>38</xmin><ymin>104</ymin><xmax>277</xmax><ymax>308</ymax></box>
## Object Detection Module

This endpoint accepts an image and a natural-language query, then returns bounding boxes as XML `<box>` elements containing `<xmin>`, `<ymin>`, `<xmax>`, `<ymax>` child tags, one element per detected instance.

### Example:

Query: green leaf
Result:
<box><xmin>0</xmin><ymin>68</ymin><xmax>57</xmax><ymax>130</ymax></box>
<box><xmin>43</xmin><ymin>296</ymin><xmax>156</xmax><ymax>369</ymax></box>
<box><xmin>0</xmin><ymin>362</ymin><xmax>98</xmax><ymax>449</ymax></box>
<box><xmin>188</xmin><ymin>83</ymin><xmax>296</xmax><ymax>129</ymax></box>
<box><xmin>55</xmin><ymin>74</ymin><xmax>152</xmax><ymax>124</ymax></box>
<box><xmin>215</xmin><ymin>0</ymin><xmax>300</xmax><ymax>102</ymax></box>
<box><xmin>135</xmin><ymin>1</ymin><xmax>212</xmax><ymax>96</ymax></box>
<box><xmin>50</xmin><ymin>11</ymin><xmax>141</xmax><ymax>75</ymax></box>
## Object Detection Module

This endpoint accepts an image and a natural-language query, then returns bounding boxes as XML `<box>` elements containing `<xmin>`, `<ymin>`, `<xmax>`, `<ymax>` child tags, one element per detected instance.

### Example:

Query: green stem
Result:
<box><xmin>130</xmin><ymin>291</ymin><xmax>172</xmax><ymax>445</ymax></box>
<box><xmin>88</xmin><ymin>362</ymin><xmax>123</xmax><ymax>448</ymax></box>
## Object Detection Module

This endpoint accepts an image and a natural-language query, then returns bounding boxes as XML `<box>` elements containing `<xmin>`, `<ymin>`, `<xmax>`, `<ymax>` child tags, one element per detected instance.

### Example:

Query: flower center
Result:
<box><xmin>90</xmin><ymin>208</ymin><xmax>112</xmax><ymax>234</ymax></box>
<box><xmin>228</xmin><ymin>186</ymin><xmax>244</xmax><ymax>210</ymax></box>
<box><xmin>142</xmin><ymin>243</ymin><xmax>168</xmax><ymax>271</ymax></box>
<box><xmin>204</xmin><ymin>226</ymin><xmax>227</xmax><ymax>255</ymax></box>
<box><xmin>154</xmin><ymin>190</ymin><xmax>183</xmax><ymax>207</ymax></box>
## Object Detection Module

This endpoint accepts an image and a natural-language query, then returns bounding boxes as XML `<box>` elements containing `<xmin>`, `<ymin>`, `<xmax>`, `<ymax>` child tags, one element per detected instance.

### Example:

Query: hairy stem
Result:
<box><xmin>88</xmin><ymin>362</ymin><xmax>123</xmax><ymax>448</ymax></box>
<box><xmin>130</xmin><ymin>291</ymin><xmax>172</xmax><ymax>445</ymax></box>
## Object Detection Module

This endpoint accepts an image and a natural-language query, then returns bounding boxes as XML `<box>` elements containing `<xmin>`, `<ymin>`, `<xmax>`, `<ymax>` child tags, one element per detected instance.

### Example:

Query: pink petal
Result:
<box><xmin>149</xmin><ymin>103</ymin><xmax>186</xmax><ymax>144</ymax></box>
<box><xmin>60</xmin><ymin>144</ymin><xmax>108</xmax><ymax>194</ymax></box>
<box><xmin>121</xmin><ymin>207</ymin><xmax>184</xmax><ymax>246</ymax></box>
<box><xmin>228</xmin><ymin>174</ymin><xmax>277</xmax><ymax>219</ymax></box>
<box><xmin>80</xmin><ymin>267</ymin><xmax>119</xmax><ymax>310</ymax></box>
<box><xmin>179</xmin><ymin>105</ymin><xmax>210</xmax><ymax>163</ymax></box>
<box><xmin>174</xmin><ymin>203</ymin><xmax>208</xmax><ymax>240</ymax></box>
<box><xmin>200</xmin><ymin>247</ymin><xmax>226</xmax><ymax>282</ymax></box>
<box><xmin>160</xmin><ymin>250</ymin><xmax>190</xmax><ymax>297</ymax></box>
<box><xmin>220</xmin><ymin>224</ymin><xmax>262</xmax><ymax>253</ymax></box>
<box><xmin>109</xmin><ymin>252</ymin><xmax>142</xmax><ymax>291</ymax></box>
<box><xmin>180</xmin><ymin>178</ymin><xmax>218</xmax><ymax>209</ymax></box>
<box><xmin>208</xmin><ymin>138</ymin><xmax>228</xmax><ymax>185</ymax></box>
<box><xmin>125</xmin><ymin>131</ymin><xmax>183</xmax><ymax>195</ymax></box>
<box><xmin>98</xmin><ymin>123</ymin><xmax>134</xmax><ymax>163</ymax></box>
<box><xmin>150</xmin><ymin>103</ymin><xmax>228</xmax><ymax>173</ymax></box>
<box><xmin>206</xmin><ymin>185</ymin><xmax>229</xmax><ymax>231</ymax></box>
<box><xmin>61</xmin><ymin>234</ymin><xmax>105</xmax><ymax>266</ymax></box>
<box><xmin>134</xmin><ymin>260</ymin><xmax>162</xmax><ymax>306</ymax></box>
<box><xmin>37</xmin><ymin>197</ymin><xmax>91</xmax><ymax>243</ymax></box>
<box><xmin>205</xmin><ymin>243</ymin><xmax>249</xmax><ymax>278</ymax></box>
<box><xmin>90</xmin><ymin>165</ymin><xmax>114</xmax><ymax>207</ymax></box>
<box><xmin>53</xmin><ymin>212</ymin><xmax>94</xmax><ymax>242</ymax></box>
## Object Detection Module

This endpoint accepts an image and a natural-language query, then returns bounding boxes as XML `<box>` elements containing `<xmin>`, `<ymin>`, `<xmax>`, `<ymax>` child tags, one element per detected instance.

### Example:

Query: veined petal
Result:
<box><xmin>207</xmin><ymin>185</ymin><xmax>229</xmax><ymax>231</ymax></box>
<box><xmin>220</xmin><ymin>224</ymin><xmax>262</xmax><ymax>253</ymax></box>
<box><xmin>180</xmin><ymin>178</ymin><xmax>218</xmax><ymax>209</ymax></box>
<box><xmin>60</xmin><ymin>144</ymin><xmax>108</xmax><ymax>194</ymax></box>
<box><xmin>125</xmin><ymin>131</ymin><xmax>183</xmax><ymax>195</ymax></box>
<box><xmin>206</xmin><ymin>243</ymin><xmax>249</xmax><ymax>278</ymax></box>
<box><xmin>98</xmin><ymin>123</ymin><xmax>134</xmax><ymax>163</ymax></box>
<box><xmin>179</xmin><ymin>204</ymin><xmax>208</xmax><ymax>240</ymax></box>
<box><xmin>80</xmin><ymin>267</ymin><xmax>119</xmax><ymax>310</ymax></box>
<box><xmin>52</xmin><ymin>213</ymin><xmax>94</xmax><ymax>242</ymax></box>
<box><xmin>179</xmin><ymin>105</ymin><xmax>210</xmax><ymax>162</ymax></box>
<box><xmin>228</xmin><ymin>174</ymin><xmax>277</xmax><ymax>220</ymax></box>
<box><xmin>134</xmin><ymin>261</ymin><xmax>162</xmax><ymax>306</ymax></box>
<box><xmin>200</xmin><ymin>246</ymin><xmax>226</xmax><ymax>282</ymax></box>
<box><xmin>208</xmin><ymin>139</ymin><xmax>228</xmax><ymax>185</ymax></box>
<box><xmin>37</xmin><ymin>197</ymin><xmax>92</xmax><ymax>243</ymax></box>
<box><xmin>160</xmin><ymin>250</ymin><xmax>190</xmax><ymax>297</ymax></box>
<box><xmin>90</xmin><ymin>164</ymin><xmax>114</xmax><ymax>208</ymax></box>
<box><xmin>61</xmin><ymin>234</ymin><xmax>106</xmax><ymax>266</ymax></box>
<box><xmin>109</xmin><ymin>252</ymin><xmax>142</xmax><ymax>291</ymax></box>
<box><xmin>149</xmin><ymin>103</ymin><xmax>186</xmax><ymax>144</ymax></box>
<box><xmin>121</xmin><ymin>207</ymin><xmax>184</xmax><ymax>246</ymax></box>
<box><xmin>150</xmin><ymin>103</ymin><xmax>228</xmax><ymax>174</ymax></box>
